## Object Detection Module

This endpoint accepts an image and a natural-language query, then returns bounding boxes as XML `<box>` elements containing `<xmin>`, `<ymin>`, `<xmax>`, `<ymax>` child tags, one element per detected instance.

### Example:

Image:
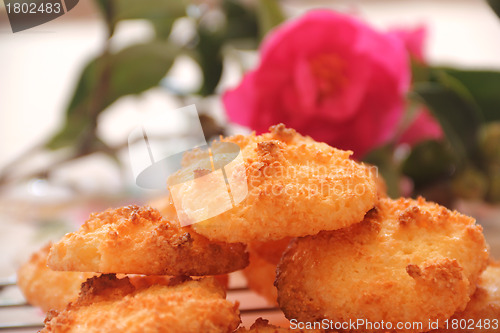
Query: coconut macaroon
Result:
<box><xmin>248</xmin><ymin>238</ymin><xmax>292</xmax><ymax>266</ymax></box>
<box><xmin>18</xmin><ymin>243</ymin><xmax>231</xmax><ymax>313</ymax></box>
<box><xmin>48</xmin><ymin>204</ymin><xmax>248</xmax><ymax>275</ymax></box>
<box><xmin>17</xmin><ymin>244</ymin><xmax>95</xmax><ymax>312</ymax></box>
<box><xmin>433</xmin><ymin>261</ymin><xmax>500</xmax><ymax>333</ymax></box>
<box><xmin>169</xmin><ymin>124</ymin><xmax>377</xmax><ymax>243</ymax></box>
<box><xmin>41</xmin><ymin>275</ymin><xmax>240</xmax><ymax>333</ymax></box>
<box><xmin>275</xmin><ymin>197</ymin><xmax>489</xmax><ymax>332</ymax></box>
<box><xmin>242</xmin><ymin>251</ymin><xmax>279</xmax><ymax>306</ymax></box>
<box><xmin>242</xmin><ymin>238</ymin><xmax>291</xmax><ymax>305</ymax></box>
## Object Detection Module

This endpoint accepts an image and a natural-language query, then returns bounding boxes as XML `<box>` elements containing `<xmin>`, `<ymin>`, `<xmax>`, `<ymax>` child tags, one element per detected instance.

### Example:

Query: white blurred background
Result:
<box><xmin>1</xmin><ymin>0</ymin><xmax>500</xmax><ymax>173</ymax></box>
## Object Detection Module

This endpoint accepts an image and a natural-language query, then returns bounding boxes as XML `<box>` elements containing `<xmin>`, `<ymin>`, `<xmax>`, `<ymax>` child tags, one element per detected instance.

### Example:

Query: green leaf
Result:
<box><xmin>113</xmin><ymin>0</ymin><xmax>185</xmax><ymax>24</ymax></box>
<box><xmin>47</xmin><ymin>41</ymin><xmax>180</xmax><ymax>150</ymax></box>
<box><xmin>46</xmin><ymin>57</ymin><xmax>103</xmax><ymax>149</ymax></box>
<box><xmin>439</xmin><ymin>68</ymin><xmax>500</xmax><ymax>123</ymax></box>
<box><xmin>222</xmin><ymin>0</ymin><xmax>259</xmax><ymax>41</ymax></box>
<box><xmin>451</xmin><ymin>166</ymin><xmax>489</xmax><ymax>201</ymax></box>
<box><xmin>402</xmin><ymin>140</ymin><xmax>455</xmax><ymax>187</ymax></box>
<box><xmin>108</xmin><ymin>42</ymin><xmax>179</xmax><ymax>98</ymax></box>
<box><xmin>189</xmin><ymin>0</ymin><xmax>260</xmax><ymax>95</ymax></box>
<box><xmin>94</xmin><ymin>0</ymin><xmax>186</xmax><ymax>37</ymax></box>
<box><xmin>256</xmin><ymin>0</ymin><xmax>284</xmax><ymax>38</ymax></box>
<box><xmin>66</xmin><ymin>58</ymin><xmax>102</xmax><ymax>118</ymax></box>
<box><xmin>487</xmin><ymin>165</ymin><xmax>500</xmax><ymax>203</ymax></box>
<box><xmin>93</xmin><ymin>0</ymin><xmax>115</xmax><ymax>36</ymax></box>
<box><xmin>195</xmin><ymin>28</ymin><xmax>224</xmax><ymax>96</ymax></box>
<box><xmin>410</xmin><ymin>59</ymin><xmax>431</xmax><ymax>84</ymax></box>
<box><xmin>479</xmin><ymin>122</ymin><xmax>500</xmax><ymax>166</ymax></box>
<box><xmin>151</xmin><ymin>17</ymin><xmax>177</xmax><ymax>40</ymax></box>
<box><xmin>412</xmin><ymin>80</ymin><xmax>482</xmax><ymax>163</ymax></box>
<box><xmin>45</xmin><ymin>114</ymin><xmax>93</xmax><ymax>150</ymax></box>
<box><xmin>487</xmin><ymin>0</ymin><xmax>500</xmax><ymax>20</ymax></box>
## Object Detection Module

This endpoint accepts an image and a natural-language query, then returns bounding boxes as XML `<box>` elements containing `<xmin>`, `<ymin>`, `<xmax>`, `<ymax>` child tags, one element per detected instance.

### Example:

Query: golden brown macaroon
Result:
<box><xmin>17</xmin><ymin>244</ymin><xmax>185</xmax><ymax>311</ymax></box>
<box><xmin>276</xmin><ymin>197</ymin><xmax>489</xmax><ymax>333</ymax></box>
<box><xmin>242</xmin><ymin>251</ymin><xmax>278</xmax><ymax>305</ymax></box>
<box><xmin>41</xmin><ymin>274</ymin><xmax>240</xmax><ymax>333</ymax></box>
<box><xmin>48</xmin><ymin>204</ymin><xmax>248</xmax><ymax>275</ymax></box>
<box><xmin>242</xmin><ymin>238</ymin><xmax>292</xmax><ymax>305</ymax></box>
<box><xmin>169</xmin><ymin>124</ymin><xmax>377</xmax><ymax>243</ymax></box>
<box><xmin>433</xmin><ymin>261</ymin><xmax>500</xmax><ymax>333</ymax></box>
<box><xmin>17</xmin><ymin>244</ymin><xmax>95</xmax><ymax>312</ymax></box>
<box><xmin>248</xmin><ymin>238</ymin><xmax>292</xmax><ymax>265</ymax></box>
<box><xmin>235</xmin><ymin>318</ymin><xmax>325</xmax><ymax>332</ymax></box>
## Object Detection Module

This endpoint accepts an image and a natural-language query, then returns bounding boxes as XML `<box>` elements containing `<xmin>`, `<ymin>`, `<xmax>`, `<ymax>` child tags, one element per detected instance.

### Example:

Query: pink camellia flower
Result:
<box><xmin>398</xmin><ymin>109</ymin><xmax>443</xmax><ymax>146</ymax></box>
<box><xmin>389</xmin><ymin>26</ymin><xmax>444</xmax><ymax>146</ymax></box>
<box><xmin>223</xmin><ymin>10</ymin><xmax>410</xmax><ymax>158</ymax></box>
<box><xmin>389</xmin><ymin>25</ymin><xmax>427</xmax><ymax>63</ymax></box>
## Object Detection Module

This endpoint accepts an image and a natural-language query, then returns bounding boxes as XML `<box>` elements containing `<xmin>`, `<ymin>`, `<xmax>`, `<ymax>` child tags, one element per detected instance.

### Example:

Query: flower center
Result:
<box><xmin>309</xmin><ymin>53</ymin><xmax>347</xmax><ymax>97</ymax></box>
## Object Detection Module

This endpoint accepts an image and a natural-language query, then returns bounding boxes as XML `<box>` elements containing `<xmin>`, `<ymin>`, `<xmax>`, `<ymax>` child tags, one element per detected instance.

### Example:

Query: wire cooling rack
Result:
<box><xmin>0</xmin><ymin>272</ymin><xmax>285</xmax><ymax>332</ymax></box>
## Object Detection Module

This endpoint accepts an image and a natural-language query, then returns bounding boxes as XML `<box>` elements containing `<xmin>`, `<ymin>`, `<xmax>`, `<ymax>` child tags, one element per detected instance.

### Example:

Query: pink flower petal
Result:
<box><xmin>399</xmin><ymin>109</ymin><xmax>444</xmax><ymax>146</ymax></box>
<box><xmin>223</xmin><ymin>10</ymin><xmax>411</xmax><ymax>158</ymax></box>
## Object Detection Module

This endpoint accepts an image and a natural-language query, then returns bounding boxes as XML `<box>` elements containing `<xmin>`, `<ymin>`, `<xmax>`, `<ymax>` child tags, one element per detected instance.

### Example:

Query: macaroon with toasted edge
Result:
<box><xmin>432</xmin><ymin>261</ymin><xmax>500</xmax><ymax>333</ymax></box>
<box><xmin>48</xmin><ymin>204</ymin><xmax>248</xmax><ymax>275</ymax></box>
<box><xmin>17</xmin><ymin>244</ymin><xmax>94</xmax><ymax>312</ymax></box>
<box><xmin>170</xmin><ymin>124</ymin><xmax>378</xmax><ymax>243</ymax></box>
<box><xmin>41</xmin><ymin>274</ymin><xmax>240</xmax><ymax>333</ymax></box>
<box><xmin>275</xmin><ymin>197</ymin><xmax>489</xmax><ymax>333</ymax></box>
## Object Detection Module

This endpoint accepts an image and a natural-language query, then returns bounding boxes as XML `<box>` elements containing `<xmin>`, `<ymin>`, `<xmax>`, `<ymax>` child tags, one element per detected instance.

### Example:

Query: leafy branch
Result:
<box><xmin>0</xmin><ymin>0</ymin><xmax>284</xmax><ymax>191</ymax></box>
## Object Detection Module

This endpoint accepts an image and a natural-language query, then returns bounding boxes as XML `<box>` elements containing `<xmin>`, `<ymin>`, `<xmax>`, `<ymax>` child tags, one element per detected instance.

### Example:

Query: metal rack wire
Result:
<box><xmin>0</xmin><ymin>273</ymin><xmax>284</xmax><ymax>332</ymax></box>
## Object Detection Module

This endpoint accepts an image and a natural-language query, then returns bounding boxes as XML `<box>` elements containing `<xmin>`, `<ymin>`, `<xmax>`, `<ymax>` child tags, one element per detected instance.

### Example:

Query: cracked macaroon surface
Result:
<box><xmin>48</xmin><ymin>203</ymin><xmax>248</xmax><ymax>275</ymax></box>
<box><xmin>170</xmin><ymin>124</ymin><xmax>377</xmax><ymax>243</ymax></box>
<box><xmin>275</xmin><ymin>197</ymin><xmax>489</xmax><ymax>332</ymax></box>
<box><xmin>41</xmin><ymin>275</ymin><xmax>240</xmax><ymax>333</ymax></box>
<box><xmin>433</xmin><ymin>261</ymin><xmax>500</xmax><ymax>333</ymax></box>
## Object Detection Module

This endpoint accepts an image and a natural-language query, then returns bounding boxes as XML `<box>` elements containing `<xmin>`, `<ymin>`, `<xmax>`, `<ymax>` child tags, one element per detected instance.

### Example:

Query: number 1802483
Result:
<box><xmin>5</xmin><ymin>2</ymin><xmax>62</xmax><ymax>14</ymax></box>
<box><xmin>444</xmin><ymin>319</ymin><xmax>499</xmax><ymax>331</ymax></box>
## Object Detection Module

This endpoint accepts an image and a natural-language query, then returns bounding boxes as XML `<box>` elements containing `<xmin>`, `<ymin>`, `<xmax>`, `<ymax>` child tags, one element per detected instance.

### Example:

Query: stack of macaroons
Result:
<box><xmin>17</xmin><ymin>125</ymin><xmax>497</xmax><ymax>332</ymax></box>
